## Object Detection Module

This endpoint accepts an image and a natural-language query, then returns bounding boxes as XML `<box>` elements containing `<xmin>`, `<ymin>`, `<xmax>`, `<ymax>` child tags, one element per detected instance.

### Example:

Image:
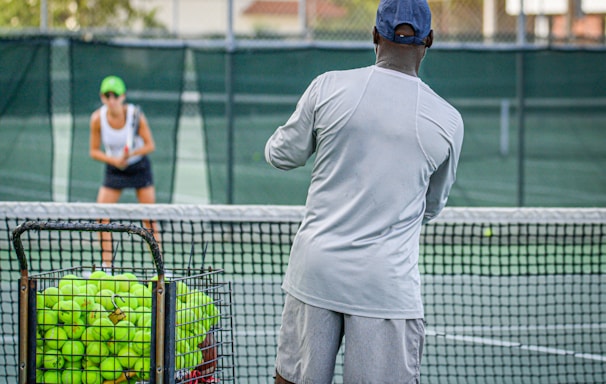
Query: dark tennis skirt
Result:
<box><xmin>103</xmin><ymin>156</ymin><xmax>154</xmax><ymax>189</ymax></box>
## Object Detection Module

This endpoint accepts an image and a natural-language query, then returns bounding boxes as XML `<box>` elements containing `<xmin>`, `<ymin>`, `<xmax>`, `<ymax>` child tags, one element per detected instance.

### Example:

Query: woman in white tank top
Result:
<box><xmin>89</xmin><ymin>75</ymin><xmax>158</xmax><ymax>267</ymax></box>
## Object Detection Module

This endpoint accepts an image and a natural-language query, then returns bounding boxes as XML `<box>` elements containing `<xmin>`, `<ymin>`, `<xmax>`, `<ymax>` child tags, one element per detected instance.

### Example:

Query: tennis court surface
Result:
<box><xmin>0</xmin><ymin>203</ymin><xmax>604</xmax><ymax>383</ymax></box>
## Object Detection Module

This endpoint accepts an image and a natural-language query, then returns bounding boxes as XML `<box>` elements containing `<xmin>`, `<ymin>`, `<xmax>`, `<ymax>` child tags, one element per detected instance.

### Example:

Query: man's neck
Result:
<box><xmin>375</xmin><ymin>58</ymin><xmax>418</xmax><ymax>77</ymax></box>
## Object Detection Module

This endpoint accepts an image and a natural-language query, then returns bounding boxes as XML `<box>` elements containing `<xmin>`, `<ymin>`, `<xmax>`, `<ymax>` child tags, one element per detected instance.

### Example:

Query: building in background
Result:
<box><xmin>132</xmin><ymin>0</ymin><xmax>351</xmax><ymax>38</ymax></box>
<box><xmin>506</xmin><ymin>0</ymin><xmax>606</xmax><ymax>43</ymax></box>
<box><xmin>130</xmin><ymin>0</ymin><xmax>605</xmax><ymax>44</ymax></box>
<box><xmin>242</xmin><ymin>0</ymin><xmax>347</xmax><ymax>37</ymax></box>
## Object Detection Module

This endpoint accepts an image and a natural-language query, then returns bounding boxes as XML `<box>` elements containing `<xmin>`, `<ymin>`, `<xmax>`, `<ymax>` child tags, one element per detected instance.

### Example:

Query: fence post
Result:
<box><xmin>40</xmin><ymin>0</ymin><xmax>48</xmax><ymax>31</ymax></box>
<box><xmin>299</xmin><ymin>0</ymin><xmax>307</xmax><ymax>39</ymax></box>
<box><xmin>516</xmin><ymin>51</ymin><xmax>526</xmax><ymax>207</ymax></box>
<box><xmin>515</xmin><ymin>0</ymin><xmax>527</xmax><ymax>206</ymax></box>
<box><xmin>517</xmin><ymin>0</ymin><xmax>526</xmax><ymax>45</ymax></box>
<box><xmin>226</xmin><ymin>0</ymin><xmax>235</xmax><ymax>204</ymax></box>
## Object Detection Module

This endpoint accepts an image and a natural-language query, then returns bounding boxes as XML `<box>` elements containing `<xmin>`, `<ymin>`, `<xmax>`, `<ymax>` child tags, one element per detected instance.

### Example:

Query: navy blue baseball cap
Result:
<box><xmin>376</xmin><ymin>0</ymin><xmax>432</xmax><ymax>45</ymax></box>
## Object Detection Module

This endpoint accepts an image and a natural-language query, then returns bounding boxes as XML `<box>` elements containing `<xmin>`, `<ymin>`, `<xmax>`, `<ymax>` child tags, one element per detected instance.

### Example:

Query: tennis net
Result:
<box><xmin>0</xmin><ymin>203</ymin><xmax>604</xmax><ymax>383</ymax></box>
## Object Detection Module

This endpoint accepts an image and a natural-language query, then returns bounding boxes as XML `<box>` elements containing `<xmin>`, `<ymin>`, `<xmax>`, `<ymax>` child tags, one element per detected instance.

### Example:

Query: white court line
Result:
<box><xmin>426</xmin><ymin>329</ymin><xmax>606</xmax><ymax>362</ymax></box>
<box><xmin>433</xmin><ymin>323</ymin><xmax>606</xmax><ymax>333</ymax></box>
<box><xmin>233</xmin><ymin>323</ymin><xmax>606</xmax><ymax>337</ymax></box>
<box><xmin>233</xmin><ymin>324</ymin><xmax>606</xmax><ymax>363</ymax></box>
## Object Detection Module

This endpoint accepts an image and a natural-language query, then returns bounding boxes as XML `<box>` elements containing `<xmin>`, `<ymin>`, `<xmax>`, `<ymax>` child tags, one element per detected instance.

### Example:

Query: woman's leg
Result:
<box><xmin>96</xmin><ymin>186</ymin><xmax>122</xmax><ymax>267</ymax></box>
<box><xmin>136</xmin><ymin>186</ymin><xmax>160</xmax><ymax>246</ymax></box>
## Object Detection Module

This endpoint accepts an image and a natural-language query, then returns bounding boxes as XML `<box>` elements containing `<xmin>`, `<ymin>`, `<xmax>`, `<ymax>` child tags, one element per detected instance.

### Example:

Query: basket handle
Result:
<box><xmin>13</xmin><ymin>220</ymin><xmax>167</xmax><ymax>383</ymax></box>
<box><xmin>11</xmin><ymin>221</ymin><xmax>164</xmax><ymax>276</ymax></box>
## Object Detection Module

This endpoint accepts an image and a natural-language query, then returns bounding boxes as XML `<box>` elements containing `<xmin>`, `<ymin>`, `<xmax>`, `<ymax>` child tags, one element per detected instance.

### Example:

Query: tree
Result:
<box><xmin>0</xmin><ymin>0</ymin><xmax>164</xmax><ymax>31</ymax></box>
<box><xmin>313</xmin><ymin>0</ymin><xmax>376</xmax><ymax>39</ymax></box>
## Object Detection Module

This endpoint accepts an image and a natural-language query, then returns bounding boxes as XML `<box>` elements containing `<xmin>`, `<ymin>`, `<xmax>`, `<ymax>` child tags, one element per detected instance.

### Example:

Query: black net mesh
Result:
<box><xmin>0</xmin><ymin>204</ymin><xmax>604</xmax><ymax>383</ymax></box>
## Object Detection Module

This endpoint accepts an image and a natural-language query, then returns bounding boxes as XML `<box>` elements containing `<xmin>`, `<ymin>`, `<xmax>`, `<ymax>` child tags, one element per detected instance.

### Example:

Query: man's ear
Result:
<box><xmin>425</xmin><ymin>30</ymin><xmax>434</xmax><ymax>48</ymax></box>
<box><xmin>372</xmin><ymin>26</ymin><xmax>380</xmax><ymax>45</ymax></box>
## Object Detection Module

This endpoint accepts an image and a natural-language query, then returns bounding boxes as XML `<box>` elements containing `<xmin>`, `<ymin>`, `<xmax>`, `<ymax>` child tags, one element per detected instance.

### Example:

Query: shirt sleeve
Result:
<box><xmin>264</xmin><ymin>77</ymin><xmax>320</xmax><ymax>170</ymax></box>
<box><xmin>423</xmin><ymin>117</ymin><xmax>464</xmax><ymax>224</ymax></box>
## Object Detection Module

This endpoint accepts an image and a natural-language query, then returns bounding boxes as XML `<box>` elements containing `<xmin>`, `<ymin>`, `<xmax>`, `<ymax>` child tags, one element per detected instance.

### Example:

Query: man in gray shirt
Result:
<box><xmin>265</xmin><ymin>0</ymin><xmax>463</xmax><ymax>382</ymax></box>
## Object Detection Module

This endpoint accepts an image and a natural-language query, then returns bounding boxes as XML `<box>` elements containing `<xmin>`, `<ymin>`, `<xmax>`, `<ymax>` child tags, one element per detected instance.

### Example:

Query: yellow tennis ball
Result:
<box><xmin>106</xmin><ymin>339</ymin><xmax>127</xmax><ymax>355</ymax></box>
<box><xmin>80</xmin><ymin>326</ymin><xmax>98</xmax><ymax>345</ymax></box>
<box><xmin>64</xmin><ymin>318</ymin><xmax>86</xmax><ymax>340</ymax></box>
<box><xmin>85</xmin><ymin>341</ymin><xmax>110</xmax><ymax>364</ymax></box>
<box><xmin>114</xmin><ymin>273</ymin><xmax>138</xmax><ymax>292</ymax></box>
<box><xmin>43</xmin><ymin>369</ymin><xmax>63</xmax><ymax>384</ymax></box>
<box><xmin>43</xmin><ymin>350</ymin><xmax>65</xmax><ymax>370</ymax></box>
<box><xmin>85</xmin><ymin>303</ymin><xmax>109</xmax><ymax>325</ymax></box>
<box><xmin>43</xmin><ymin>287</ymin><xmax>60</xmax><ymax>308</ymax></box>
<box><xmin>176</xmin><ymin>281</ymin><xmax>190</xmax><ymax>302</ymax></box>
<box><xmin>134</xmin><ymin>357</ymin><xmax>151</xmax><ymax>381</ymax></box>
<box><xmin>136</xmin><ymin>312</ymin><xmax>153</xmax><ymax>328</ymax></box>
<box><xmin>130</xmin><ymin>329</ymin><xmax>151</xmax><ymax>356</ymax></box>
<box><xmin>100</xmin><ymin>356</ymin><xmax>123</xmax><ymax>380</ymax></box>
<box><xmin>57</xmin><ymin>299</ymin><xmax>82</xmax><ymax>324</ymax></box>
<box><xmin>90</xmin><ymin>317</ymin><xmax>114</xmax><ymax>341</ymax></box>
<box><xmin>82</xmin><ymin>365</ymin><xmax>103</xmax><ymax>384</ymax></box>
<box><xmin>62</xmin><ymin>339</ymin><xmax>85</xmax><ymax>362</ymax></box>
<box><xmin>37</xmin><ymin>308</ymin><xmax>59</xmax><ymax>332</ymax></box>
<box><xmin>131</xmin><ymin>285</ymin><xmax>152</xmax><ymax>308</ymax></box>
<box><xmin>113</xmin><ymin>320</ymin><xmax>136</xmax><ymax>341</ymax></box>
<box><xmin>483</xmin><ymin>228</ymin><xmax>493</xmax><ymax>237</ymax></box>
<box><xmin>95</xmin><ymin>289</ymin><xmax>117</xmax><ymax>311</ymax></box>
<box><xmin>44</xmin><ymin>326</ymin><xmax>68</xmax><ymax>350</ymax></box>
<box><xmin>36</xmin><ymin>292</ymin><xmax>45</xmax><ymax>310</ymax></box>
<box><xmin>112</xmin><ymin>291</ymin><xmax>139</xmax><ymax>310</ymax></box>
<box><xmin>83</xmin><ymin>282</ymin><xmax>99</xmax><ymax>296</ymax></box>
<box><xmin>100</xmin><ymin>275</ymin><xmax>119</xmax><ymax>292</ymax></box>
<box><xmin>129</xmin><ymin>306</ymin><xmax>145</xmax><ymax>326</ymax></box>
<box><xmin>88</xmin><ymin>270</ymin><xmax>108</xmax><ymax>288</ymax></box>
<box><xmin>59</xmin><ymin>274</ymin><xmax>85</xmax><ymax>289</ymax></box>
<box><xmin>62</xmin><ymin>368</ymin><xmax>83</xmax><ymax>384</ymax></box>
<box><xmin>116</xmin><ymin>345</ymin><xmax>141</xmax><ymax>369</ymax></box>
<box><xmin>35</xmin><ymin>346</ymin><xmax>44</xmax><ymax>368</ymax></box>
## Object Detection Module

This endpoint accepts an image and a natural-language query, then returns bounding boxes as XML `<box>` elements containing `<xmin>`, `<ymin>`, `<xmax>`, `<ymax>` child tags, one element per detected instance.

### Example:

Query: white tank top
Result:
<box><xmin>100</xmin><ymin>104</ymin><xmax>144</xmax><ymax>165</ymax></box>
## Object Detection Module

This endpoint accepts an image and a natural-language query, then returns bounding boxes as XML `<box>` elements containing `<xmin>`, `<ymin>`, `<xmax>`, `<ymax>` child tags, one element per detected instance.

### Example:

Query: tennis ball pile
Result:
<box><xmin>34</xmin><ymin>271</ymin><xmax>220</xmax><ymax>383</ymax></box>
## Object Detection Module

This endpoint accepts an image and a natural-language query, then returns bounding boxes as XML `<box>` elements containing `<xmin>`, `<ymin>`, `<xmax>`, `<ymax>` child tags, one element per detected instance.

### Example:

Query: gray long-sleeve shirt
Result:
<box><xmin>265</xmin><ymin>65</ymin><xmax>464</xmax><ymax>319</ymax></box>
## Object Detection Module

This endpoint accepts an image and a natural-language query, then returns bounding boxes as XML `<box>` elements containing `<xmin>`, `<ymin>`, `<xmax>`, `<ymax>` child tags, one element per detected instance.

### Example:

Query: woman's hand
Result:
<box><xmin>113</xmin><ymin>146</ymin><xmax>129</xmax><ymax>169</ymax></box>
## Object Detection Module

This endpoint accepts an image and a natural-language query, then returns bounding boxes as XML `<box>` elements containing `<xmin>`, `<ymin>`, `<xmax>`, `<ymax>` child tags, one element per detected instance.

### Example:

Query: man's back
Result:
<box><xmin>266</xmin><ymin>65</ymin><xmax>463</xmax><ymax>318</ymax></box>
<box><xmin>270</xmin><ymin>2</ymin><xmax>461</xmax><ymax>382</ymax></box>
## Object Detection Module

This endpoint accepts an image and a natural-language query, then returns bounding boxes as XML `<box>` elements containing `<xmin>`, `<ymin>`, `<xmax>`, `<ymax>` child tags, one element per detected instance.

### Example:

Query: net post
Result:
<box><xmin>516</xmin><ymin>49</ymin><xmax>526</xmax><ymax>206</ymax></box>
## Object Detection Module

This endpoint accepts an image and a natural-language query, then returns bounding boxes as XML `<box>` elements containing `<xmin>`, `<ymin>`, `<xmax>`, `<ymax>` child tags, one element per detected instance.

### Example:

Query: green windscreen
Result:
<box><xmin>420</xmin><ymin>49</ymin><xmax>606</xmax><ymax>206</ymax></box>
<box><xmin>193</xmin><ymin>47</ymin><xmax>375</xmax><ymax>204</ymax></box>
<box><xmin>0</xmin><ymin>38</ymin><xmax>53</xmax><ymax>201</ymax></box>
<box><xmin>1</xmin><ymin>39</ymin><xmax>604</xmax><ymax>206</ymax></box>
<box><xmin>68</xmin><ymin>39</ymin><xmax>185</xmax><ymax>203</ymax></box>
<box><xmin>520</xmin><ymin>50</ymin><xmax>606</xmax><ymax>206</ymax></box>
<box><xmin>195</xmin><ymin>47</ymin><xmax>606</xmax><ymax>206</ymax></box>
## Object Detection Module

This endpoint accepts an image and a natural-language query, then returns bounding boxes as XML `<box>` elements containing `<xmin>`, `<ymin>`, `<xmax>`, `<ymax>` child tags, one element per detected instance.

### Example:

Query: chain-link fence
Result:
<box><xmin>2</xmin><ymin>0</ymin><xmax>605</xmax><ymax>45</ymax></box>
<box><xmin>2</xmin><ymin>0</ymin><xmax>606</xmax><ymax>206</ymax></box>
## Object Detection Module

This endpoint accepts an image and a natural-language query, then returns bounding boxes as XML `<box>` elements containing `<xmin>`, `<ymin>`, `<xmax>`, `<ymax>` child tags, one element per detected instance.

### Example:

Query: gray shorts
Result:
<box><xmin>275</xmin><ymin>294</ymin><xmax>425</xmax><ymax>384</ymax></box>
